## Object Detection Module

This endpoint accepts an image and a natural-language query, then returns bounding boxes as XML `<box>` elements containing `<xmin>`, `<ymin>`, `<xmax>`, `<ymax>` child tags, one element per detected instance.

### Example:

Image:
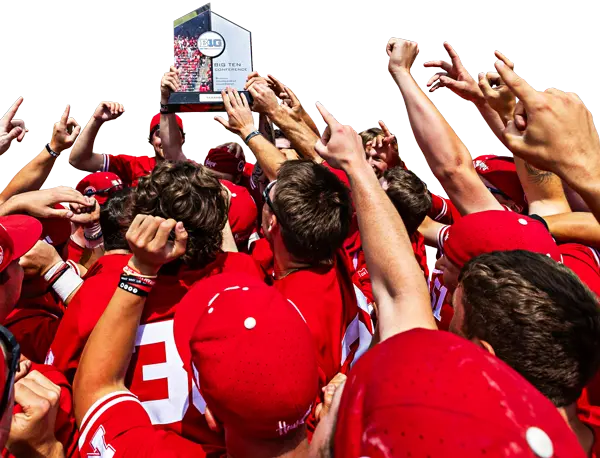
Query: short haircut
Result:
<box><xmin>359</xmin><ymin>127</ymin><xmax>384</xmax><ymax>148</ymax></box>
<box><xmin>130</xmin><ymin>161</ymin><xmax>228</xmax><ymax>269</ymax></box>
<box><xmin>100</xmin><ymin>188</ymin><xmax>133</xmax><ymax>252</ymax></box>
<box><xmin>383</xmin><ymin>167</ymin><xmax>432</xmax><ymax>235</ymax></box>
<box><xmin>273</xmin><ymin>160</ymin><xmax>351</xmax><ymax>263</ymax></box>
<box><xmin>459</xmin><ymin>250</ymin><xmax>600</xmax><ymax>407</ymax></box>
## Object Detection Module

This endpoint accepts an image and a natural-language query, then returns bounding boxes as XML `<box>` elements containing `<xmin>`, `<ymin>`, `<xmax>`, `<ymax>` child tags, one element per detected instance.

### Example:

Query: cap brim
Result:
<box><xmin>0</xmin><ymin>215</ymin><xmax>43</xmax><ymax>258</ymax></box>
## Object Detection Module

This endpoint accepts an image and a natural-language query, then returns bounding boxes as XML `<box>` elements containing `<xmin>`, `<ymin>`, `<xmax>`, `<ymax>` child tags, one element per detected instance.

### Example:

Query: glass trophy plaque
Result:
<box><xmin>168</xmin><ymin>4</ymin><xmax>253</xmax><ymax>112</ymax></box>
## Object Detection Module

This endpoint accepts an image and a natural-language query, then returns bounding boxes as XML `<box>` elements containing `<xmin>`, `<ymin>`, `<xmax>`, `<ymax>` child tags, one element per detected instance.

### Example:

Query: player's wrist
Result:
<box><xmin>128</xmin><ymin>257</ymin><xmax>161</xmax><ymax>277</ymax></box>
<box><xmin>239</xmin><ymin>126</ymin><xmax>256</xmax><ymax>139</ymax></box>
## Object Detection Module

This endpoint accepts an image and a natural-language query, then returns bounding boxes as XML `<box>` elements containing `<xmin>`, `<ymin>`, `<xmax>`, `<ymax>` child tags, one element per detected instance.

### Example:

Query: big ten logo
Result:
<box><xmin>127</xmin><ymin>320</ymin><xmax>206</xmax><ymax>425</ymax></box>
<box><xmin>197</xmin><ymin>31</ymin><xmax>225</xmax><ymax>58</ymax></box>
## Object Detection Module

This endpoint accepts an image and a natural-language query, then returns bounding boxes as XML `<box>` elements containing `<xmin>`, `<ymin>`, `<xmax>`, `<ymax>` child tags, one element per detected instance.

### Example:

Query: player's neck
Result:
<box><xmin>225</xmin><ymin>427</ymin><xmax>309</xmax><ymax>458</ymax></box>
<box><xmin>272</xmin><ymin>238</ymin><xmax>312</xmax><ymax>279</ymax></box>
<box><xmin>559</xmin><ymin>403</ymin><xmax>594</xmax><ymax>454</ymax></box>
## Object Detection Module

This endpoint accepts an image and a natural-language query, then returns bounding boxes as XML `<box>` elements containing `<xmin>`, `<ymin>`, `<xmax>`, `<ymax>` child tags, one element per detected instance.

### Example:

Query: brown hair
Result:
<box><xmin>459</xmin><ymin>250</ymin><xmax>600</xmax><ymax>407</ymax></box>
<box><xmin>273</xmin><ymin>160</ymin><xmax>351</xmax><ymax>264</ymax></box>
<box><xmin>383</xmin><ymin>167</ymin><xmax>432</xmax><ymax>235</ymax></box>
<box><xmin>130</xmin><ymin>161</ymin><xmax>228</xmax><ymax>269</ymax></box>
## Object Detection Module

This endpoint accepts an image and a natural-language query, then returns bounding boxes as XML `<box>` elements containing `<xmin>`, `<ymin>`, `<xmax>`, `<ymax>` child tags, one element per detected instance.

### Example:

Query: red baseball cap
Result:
<box><xmin>76</xmin><ymin>172</ymin><xmax>123</xmax><ymax>206</ymax></box>
<box><xmin>39</xmin><ymin>207</ymin><xmax>72</xmax><ymax>247</ymax></box>
<box><xmin>221</xmin><ymin>180</ymin><xmax>257</xmax><ymax>245</ymax></box>
<box><xmin>0</xmin><ymin>215</ymin><xmax>43</xmax><ymax>273</ymax></box>
<box><xmin>473</xmin><ymin>155</ymin><xmax>527</xmax><ymax>212</ymax></box>
<box><xmin>204</xmin><ymin>145</ymin><xmax>246</xmax><ymax>179</ymax></box>
<box><xmin>149</xmin><ymin>113</ymin><xmax>183</xmax><ymax>134</ymax></box>
<box><xmin>442</xmin><ymin>211</ymin><xmax>562</xmax><ymax>269</ymax></box>
<box><xmin>334</xmin><ymin>328</ymin><xmax>586</xmax><ymax>457</ymax></box>
<box><xmin>173</xmin><ymin>272</ymin><xmax>318</xmax><ymax>440</ymax></box>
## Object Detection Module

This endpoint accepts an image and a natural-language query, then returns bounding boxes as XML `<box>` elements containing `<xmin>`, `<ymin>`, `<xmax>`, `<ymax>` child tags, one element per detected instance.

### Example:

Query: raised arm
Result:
<box><xmin>159</xmin><ymin>66</ymin><xmax>187</xmax><ymax>162</ymax></box>
<box><xmin>69</xmin><ymin>102</ymin><xmax>124</xmax><ymax>172</ymax></box>
<box><xmin>493</xmin><ymin>59</ymin><xmax>600</xmax><ymax>222</ymax></box>
<box><xmin>543</xmin><ymin>212</ymin><xmax>600</xmax><ymax>247</ymax></box>
<box><xmin>0</xmin><ymin>105</ymin><xmax>81</xmax><ymax>204</ymax></box>
<box><xmin>314</xmin><ymin>102</ymin><xmax>436</xmax><ymax>341</ymax></box>
<box><xmin>387</xmin><ymin>38</ymin><xmax>502</xmax><ymax>215</ymax></box>
<box><xmin>74</xmin><ymin>215</ymin><xmax>187</xmax><ymax>424</ymax></box>
<box><xmin>214</xmin><ymin>87</ymin><xmax>286</xmax><ymax>181</ymax></box>
<box><xmin>245</xmin><ymin>76</ymin><xmax>321</xmax><ymax>162</ymax></box>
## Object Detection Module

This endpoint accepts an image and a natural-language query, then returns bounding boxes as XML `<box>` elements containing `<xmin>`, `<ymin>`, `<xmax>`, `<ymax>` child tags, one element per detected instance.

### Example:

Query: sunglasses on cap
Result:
<box><xmin>83</xmin><ymin>183</ymin><xmax>123</xmax><ymax>198</ymax></box>
<box><xmin>486</xmin><ymin>185</ymin><xmax>511</xmax><ymax>201</ymax></box>
<box><xmin>0</xmin><ymin>325</ymin><xmax>20</xmax><ymax>417</ymax></box>
<box><xmin>262</xmin><ymin>180</ymin><xmax>281</xmax><ymax>220</ymax></box>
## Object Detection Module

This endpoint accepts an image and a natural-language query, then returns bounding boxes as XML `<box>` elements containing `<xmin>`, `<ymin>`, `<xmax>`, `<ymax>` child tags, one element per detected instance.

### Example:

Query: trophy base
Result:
<box><xmin>167</xmin><ymin>91</ymin><xmax>253</xmax><ymax>113</ymax></box>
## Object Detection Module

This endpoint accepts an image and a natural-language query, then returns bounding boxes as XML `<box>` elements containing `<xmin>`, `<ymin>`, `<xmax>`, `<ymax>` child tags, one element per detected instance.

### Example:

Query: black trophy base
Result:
<box><xmin>167</xmin><ymin>91</ymin><xmax>253</xmax><ymax>113</ymax></box>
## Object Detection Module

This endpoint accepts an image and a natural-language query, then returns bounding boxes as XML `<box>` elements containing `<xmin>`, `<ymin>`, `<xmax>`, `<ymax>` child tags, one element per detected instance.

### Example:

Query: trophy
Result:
<box><xmin>168</xmin><ymin>4</ymin><xmax>253</xmax><ymax>112</ymax></box>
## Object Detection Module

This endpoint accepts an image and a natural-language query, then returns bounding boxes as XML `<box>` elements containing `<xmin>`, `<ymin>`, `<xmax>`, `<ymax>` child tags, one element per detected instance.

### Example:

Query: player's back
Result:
<box><xmin>48</xmin><ymin>251</ymin><xmax>259</xmax><ymax>452</ymax></box>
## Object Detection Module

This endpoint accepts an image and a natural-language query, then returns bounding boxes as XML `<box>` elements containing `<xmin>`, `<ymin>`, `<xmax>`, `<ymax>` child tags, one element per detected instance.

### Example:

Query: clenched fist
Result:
<box><xmin>92</xmin><ymin>102</ymin><xmax>125</xmax><ymax>123</ymax></box>
<box><xmin>387</xmin><ymin>38</ymin><xmax>419</xmax><ymax>74</ymax></box>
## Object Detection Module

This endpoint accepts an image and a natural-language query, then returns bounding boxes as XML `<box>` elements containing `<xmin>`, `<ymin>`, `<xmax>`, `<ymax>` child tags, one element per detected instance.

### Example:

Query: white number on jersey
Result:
<box><xmin>134</xmin><ymin>320</ymin><xmax>205</xmax><ymax>425</ymax></box>
<box><xmin>430</xmin><ymin>270</ymin><xmax>447</xmax><ymax>321</ymax></box>
<box><xmin>89</xmin><ymin>426</ymin><xmax>116</xmax><ymax>458</ymax></box>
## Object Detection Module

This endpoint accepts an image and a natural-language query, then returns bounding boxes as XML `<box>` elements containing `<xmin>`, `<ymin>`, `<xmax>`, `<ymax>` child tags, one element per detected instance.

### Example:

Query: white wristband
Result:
<box><xmin>84</xmin><ymin>222</ymin><xmax>104</xmax><ymax>249</ymax></box>
<box><xmin>43</xmin><ymin>262</ymin><xmax>66</xmax><ymax>282</ymax></box>
<box><xmin>52</xmin><ymin>268</ymin><xmax>83</xmax><ymax>303</ymax></box>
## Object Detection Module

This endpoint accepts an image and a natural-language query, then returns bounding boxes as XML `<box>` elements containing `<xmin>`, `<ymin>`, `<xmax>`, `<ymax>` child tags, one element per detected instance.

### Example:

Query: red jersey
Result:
<box><xmin>220</xmin><ymin>180</ymin><xmax>258</xmax><ymax>252</ymax></box>
<box><xmin>67</xmin><ymin>237</ymin><xmax>85</xmax><ymax>264</ymax></box>
<box><xmin>2</xmin><ymin>364</ymin><xmax>78</xmax><ymax>458</ymax></box>
<box><xmin>4</xmin><ymin>292</ymin><xmax>65</xmax><ymax>363</ymax></box>
<box><xmin>48</xmin><ymin>251</ymin><xmax>259</xmax><ymax>450</ymax></box>
<box><xmin>102</xmin><ymin>154</ymin><xmax>157</xmax><ymax>187</ymax></box>
<box><xmin>78</xmin><ymin>391</ymin><xmax>207</xmax><ymax>458</ymax></box>
<box><xmin>429</xmin><ymin>193</ymin><xmax>461</xmax><ymax>225</ymax></box>
<box><xmin>560</xmin><ymin>243</ymin><xmax>600</xmax><ymax>297</ymax></box>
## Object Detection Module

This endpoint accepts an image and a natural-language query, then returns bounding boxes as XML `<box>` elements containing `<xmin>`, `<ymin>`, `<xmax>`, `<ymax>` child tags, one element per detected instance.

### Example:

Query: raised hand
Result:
<box><xmin>247</xmin><ymin>82</ymin><xmax>279</xmax><ymax>115</ymax></box>
<box><xmin>495</xmin><ymin>59</ymin><xmax>600</xmax><ymax>178</ymax></box>
<box><xmin>314</xmin><ymin>102</ymin><xmax>365</xmax><ymax>171</ymax></box>
<box><xmin>478</xmin><ymin>51</ymin><xmax>516</xmax><ymax>123</ymax></box>
<box><xmin>7</xmin><ymin>370</ymin><xmax>63</xmax><ymax>457</ymax></box>
<box><xmin>92</xmin><ymin>101</ymin><xmax>125</xmax><ymax>123</ymax></box>
<box><xmin>0</xmin><ymin>97</ymin><xmax>27</xmax><ymax>155</ymax></box>
<box><xmin>69</xmin><ymin>196</ymin><xmax>101</xmax><ymax>226</ymax></box>
<box><xmin>161</xmin><ymin>66</ymin><xmax>181</xmax><ymax>104</ymax></box>
<box><xmin>386</xmin><ymin>38</ymin><xmax>419</xmax><ymax>75</ymax></box>
<box><xmin>315</xmin><ymin>373</ymin><xmax>347</xmax><ymax>421</ymax></box>
<box><xmin>244</xmin><ymin>71</ymin><xmax>270</xmax><ymax>90</ymax></box>
<box><xmin>126</xmin><ymin>214</ymin><xmax>188</xmax><ymax>276</ymax></box>
<box><xmin>424</xmin><ymin>42</ymin><xmax>483</xmax><ymax>103</ymax></box>
<box><xmin>0</xmin><ymin>187</ymin><xmax>93</xmax><ymax>219</ymax></box>
<box><xmin>214</xmin><ymin>87</ymin><xmax>256</xmax><ymax>138</ymax></box>
<box><xmin>50</xmin><ymin>105</ymin><xmax>81</xmax><ymax>154</ymax></box>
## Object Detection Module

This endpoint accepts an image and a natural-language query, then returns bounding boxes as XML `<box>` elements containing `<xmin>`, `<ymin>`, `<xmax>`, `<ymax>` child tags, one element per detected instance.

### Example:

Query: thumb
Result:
<box><xmin>503</xmin><ymin>120</ymin><xmax>526</xmax><ymax>153</ymax></box>
<box><xmin>214</xmin><ymin>116</ymin><xmax>230</xmax><ymax>130</ymax></box>
<box><xmin>5</xmin><ymin>126</ymin><xmax>23</xmax><ymax>141</ymax></box>
<box><xmin>173</xmin><ymin>222</ymin><xmax>188</xmax><ymax>257</ymax></box>
<box><xmin>46</xmin><ymin>207</ymin><xmax>75</xmax><ymax>219</ymax></box>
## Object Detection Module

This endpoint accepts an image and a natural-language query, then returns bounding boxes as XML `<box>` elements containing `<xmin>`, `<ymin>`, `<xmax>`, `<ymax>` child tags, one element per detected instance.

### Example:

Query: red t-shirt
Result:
<box><xmin>429</xmin><ymin>193</ymin><xmax>461</xmax><ymax>225</ymax></box>
<box><xmin>4</xmin><ymin>292</ymin><xmax>65</xmax><ymax>364</ymax></box>
<box><xmin>78</xmin><ymin>392</ymin><xmax>207</xmax><ymax>458</ymax></box>
<box><xmin>47</xmin><ymin>251</ymin><xmax>259</xmax><ymax>450</ymax></box>
<box><xmin>67</xmin><ymin>238</ymin><xmax>85</xmax><ymax>264</ymax></box>
<box><xmin>2</xmin><ymin>364</ymin><xmax>78</xmax><ymax>458</ymax></box>
<box><xmin>560</xmin><ymin>243</ymin><xmax>600</xmax><ymax>297</ymax></box>
<box><xmin>102</xmin><ymin>154</ymin><xmax>157</xmax><ymax>187</ymax></box>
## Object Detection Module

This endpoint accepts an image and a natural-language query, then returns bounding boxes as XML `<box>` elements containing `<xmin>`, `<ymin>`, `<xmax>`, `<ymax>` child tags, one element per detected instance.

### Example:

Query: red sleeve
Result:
<box><xmin>47</xmin><ymin>275</ymin><xmax>116</xmax><ymax>384</ymax></box>
<box><xmin>78</xmin><ymin>392</ymin><xmax>206</xmax><ymax>458</ymax></box>
<box><xmin>560</xmin><ymin>243</ymin><xmax>600</xmax><ymax>297</ymax></box>
<box><xmin>429</xmin><ymin>193</ymin><xmax>461</xmax><ymax>225</ymax></box>
<box><xmin>104</xmin><ymin>154</ymin><xmax>133</xmax><ymax>183</ymax></box>
<box><xmin>4</xmin><ymin>309</ymin><xmax>61</xmax><ymax>364</ymax></box>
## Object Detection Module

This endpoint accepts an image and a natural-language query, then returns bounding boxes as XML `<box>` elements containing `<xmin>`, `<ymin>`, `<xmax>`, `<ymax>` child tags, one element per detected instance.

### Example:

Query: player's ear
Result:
<box><xmin>267</xmin><ymin>213</ymin><xmax>278</xmax><ymax>234</ymax></box>
<box><xmin>476</xmin><ymin>339</ymin><xmax>496</xmax><ymax>357</ymax></box>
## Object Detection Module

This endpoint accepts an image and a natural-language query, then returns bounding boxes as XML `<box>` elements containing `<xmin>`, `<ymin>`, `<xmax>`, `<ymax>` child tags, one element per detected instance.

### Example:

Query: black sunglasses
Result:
<box><xmin>486</xmin><ymin>185</ymin><xmax>511</xmax><ymax>201</ymax></box>
<box><xmin>83</xmin><ymin>183</ymin><xmax>123</xmax><ymax>197</ymax></box>
<box><xmin>0</xmin><ymin>325</ymin><xmax>20</xmax><ymax>417</ymax></box>
<box><xmin>262</xmin><ymin>180</ymin><xmax>280</xmax><ymax>219</ymax></box>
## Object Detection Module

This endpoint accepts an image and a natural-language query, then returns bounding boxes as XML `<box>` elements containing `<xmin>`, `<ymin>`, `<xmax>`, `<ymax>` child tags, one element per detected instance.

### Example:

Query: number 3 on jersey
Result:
<box><xmin>130</xmin><ymin>320</ymin><xmax>205</xmax><ymax>425</ymax></box>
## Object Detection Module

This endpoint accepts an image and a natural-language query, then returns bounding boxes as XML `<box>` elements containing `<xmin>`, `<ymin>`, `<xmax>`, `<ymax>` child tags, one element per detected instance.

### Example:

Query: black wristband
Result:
<box><xmin>244</xmin><ymin>130</ymin><xmax>261</xmax><ymax>144</ymax></box>
<box><xmin>45</xmin><ymin>143</ymin><xmax>59</xmax><ymax>158</ymax></box>
<box><xmin>160</xmin><ymin>103</ymin><xmax>170</xmax><ymax>114</ymax></box>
